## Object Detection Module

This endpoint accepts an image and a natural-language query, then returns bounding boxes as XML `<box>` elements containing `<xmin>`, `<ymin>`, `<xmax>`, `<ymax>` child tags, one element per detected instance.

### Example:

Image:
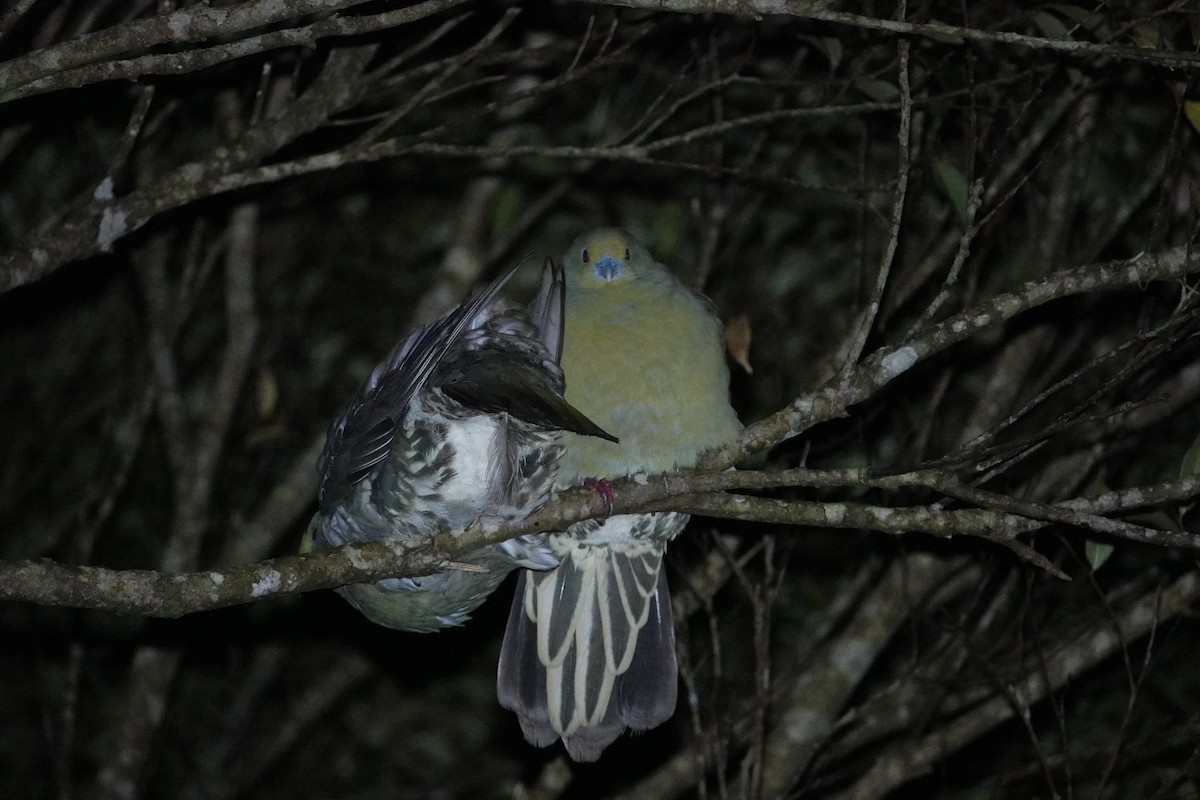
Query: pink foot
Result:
<box><xmin>583</xmin><ymin>477</ymin><xmax>614</xmax><ymax>517</ymax></box>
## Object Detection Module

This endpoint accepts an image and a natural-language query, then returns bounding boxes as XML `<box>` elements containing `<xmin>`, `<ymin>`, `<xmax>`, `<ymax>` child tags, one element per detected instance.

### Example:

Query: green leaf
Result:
<box><xmin>1085</xmin><ymin>539</ymin><xmax>1114</xmax><ymax>571</ymax></box>
<box><xmin>854</xmin><ymin>79</ymin><xmax>899</xmax><ymax>102</ymax></box>
<box><xmin>1032</xmin><ymin>11</ymin><xmax>1070</xmax><ymax>40</ymax></box>
<box><xmin>821</xmin><ymin>37</ymin><xmax>844</xmax><ymax>70</ymax></box>
<box><xmin>1180</xmin><ymin>430</ymin><xmax>1200</xmax><ymax>477</ymax></box>
<box><xmin>933</xmin><ymin>158</ymin><xmax>970</xmax><ymax>225</ymax></box>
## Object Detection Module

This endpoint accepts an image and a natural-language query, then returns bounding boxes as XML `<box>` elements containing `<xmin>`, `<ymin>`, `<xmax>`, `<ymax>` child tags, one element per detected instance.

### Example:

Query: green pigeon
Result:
<box><xmin>305</xmin><ymin>259</ymin><xmax>615</xmax><ymax>633</ymax></box>
<box><xmin>497</xmin><ymin>228</ymin><xmax>742</xmax><ymax>760</ymax></box>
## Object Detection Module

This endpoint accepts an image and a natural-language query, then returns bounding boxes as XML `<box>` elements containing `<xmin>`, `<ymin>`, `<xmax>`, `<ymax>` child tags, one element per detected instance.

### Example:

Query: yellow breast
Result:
<box><xmin>557</xmin><ymin>278</ymin><xmax>741</xmax><ymax>482</ymax></box>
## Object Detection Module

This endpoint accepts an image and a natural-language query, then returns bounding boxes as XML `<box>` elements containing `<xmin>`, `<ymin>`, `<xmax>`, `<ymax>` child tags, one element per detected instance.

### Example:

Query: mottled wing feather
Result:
<box><xmin>340</xmin><ymin>417</ymin><xmax>395</xmax><ymax>488</ymax></box>
<box><xmin>316</xmin><ymin>264</ymin><xmax>520</xmax><ymax>512</ymax></box>
<box><xmin>487</xmin><ymin>412</ymin><xmax>518</xmax><ymax>505</ymax></box>
<box><xmin>495</xmin><ymin>534</ymin><xmax>558</xmax><ymax>573</ymax></box>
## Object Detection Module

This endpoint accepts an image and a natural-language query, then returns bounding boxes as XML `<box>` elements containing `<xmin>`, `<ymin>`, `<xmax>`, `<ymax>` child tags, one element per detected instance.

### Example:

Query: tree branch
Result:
<box><xmin>586</xmin><ymin>1</ymin><xmax>1200</xmax><ymax>69</ymax></box>
<box><xmin>0</xmin><ymin>0</ymin><xmax>467</xmax><ymax>100</ymax></box>
<box><xmin>3</xmin><ymin>465</ymin><xmax>1198</xmax><ymax>616</ymax></box>
<box><xmin>707</xmin><ymin>246</ymin><xmax>1200</xmax><ymax>466</ymax></box>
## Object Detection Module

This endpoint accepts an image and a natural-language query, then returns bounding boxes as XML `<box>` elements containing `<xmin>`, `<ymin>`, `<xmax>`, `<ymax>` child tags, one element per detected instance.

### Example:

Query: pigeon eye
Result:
<box><xmin>624</xmin><ymin>248</ymin><xmax>631</xmax><ymax>260</ymax></box>
<box><xmin>581</xmin><ymin>248</ymin><xmax>590</xmax><ymax>263</ymax></box>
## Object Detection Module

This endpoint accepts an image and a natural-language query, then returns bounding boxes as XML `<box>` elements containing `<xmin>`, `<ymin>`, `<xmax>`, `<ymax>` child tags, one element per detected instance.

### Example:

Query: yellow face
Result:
<box><xmin>564</xmin><ymin>228</ymin><xmax>656</xmax><ymax>289</ymax></box>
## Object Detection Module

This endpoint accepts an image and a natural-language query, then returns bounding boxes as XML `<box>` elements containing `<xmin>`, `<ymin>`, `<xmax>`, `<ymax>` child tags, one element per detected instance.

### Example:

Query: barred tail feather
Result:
<box><xmin>497</xmin><ymin>572</ymin><xmax>557</xmax><ymax>747</ymax></box>
<box><xmin>604</xmin><ymin>548</ymin><xmax>661</xmax><ymax>672</ymax></box>
<box><xmin>617</xmin><ymin>572</ymin><xmax>677</xmax><ymax>729</ymax></box>
<box><xmin>496</xmin><ymin>550</ymin><xmax>678</xmax><ymax>761</ymax></box>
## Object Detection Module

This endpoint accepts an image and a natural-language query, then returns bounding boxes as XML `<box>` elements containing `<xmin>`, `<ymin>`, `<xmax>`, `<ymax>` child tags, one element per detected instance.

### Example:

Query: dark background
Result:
<box><xmin>2</xmin><ymin>1</ymin><xmax>1199</xmax><ymax>798</ymax></box>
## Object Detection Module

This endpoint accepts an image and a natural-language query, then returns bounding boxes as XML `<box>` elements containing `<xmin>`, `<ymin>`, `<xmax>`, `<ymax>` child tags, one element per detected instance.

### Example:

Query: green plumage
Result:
<box><xmin>498</xmin><ymin>229</ymin><xmax>742</xmax><ymax>760</ymax></box>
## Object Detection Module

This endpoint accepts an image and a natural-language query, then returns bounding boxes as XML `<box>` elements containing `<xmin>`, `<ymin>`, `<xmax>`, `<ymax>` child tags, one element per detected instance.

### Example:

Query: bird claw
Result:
<box><xmin>583</xmin><ymin>477</ymin><xmax>615</xmax><ymax>517</ymax></box>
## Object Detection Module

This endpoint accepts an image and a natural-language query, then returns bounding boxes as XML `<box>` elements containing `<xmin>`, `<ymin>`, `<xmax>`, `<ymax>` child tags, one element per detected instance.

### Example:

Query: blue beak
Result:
<box><xmin>593</xmin><ymin>255</ymin><xmax>622</xmax><ymax>281</ymax></box>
